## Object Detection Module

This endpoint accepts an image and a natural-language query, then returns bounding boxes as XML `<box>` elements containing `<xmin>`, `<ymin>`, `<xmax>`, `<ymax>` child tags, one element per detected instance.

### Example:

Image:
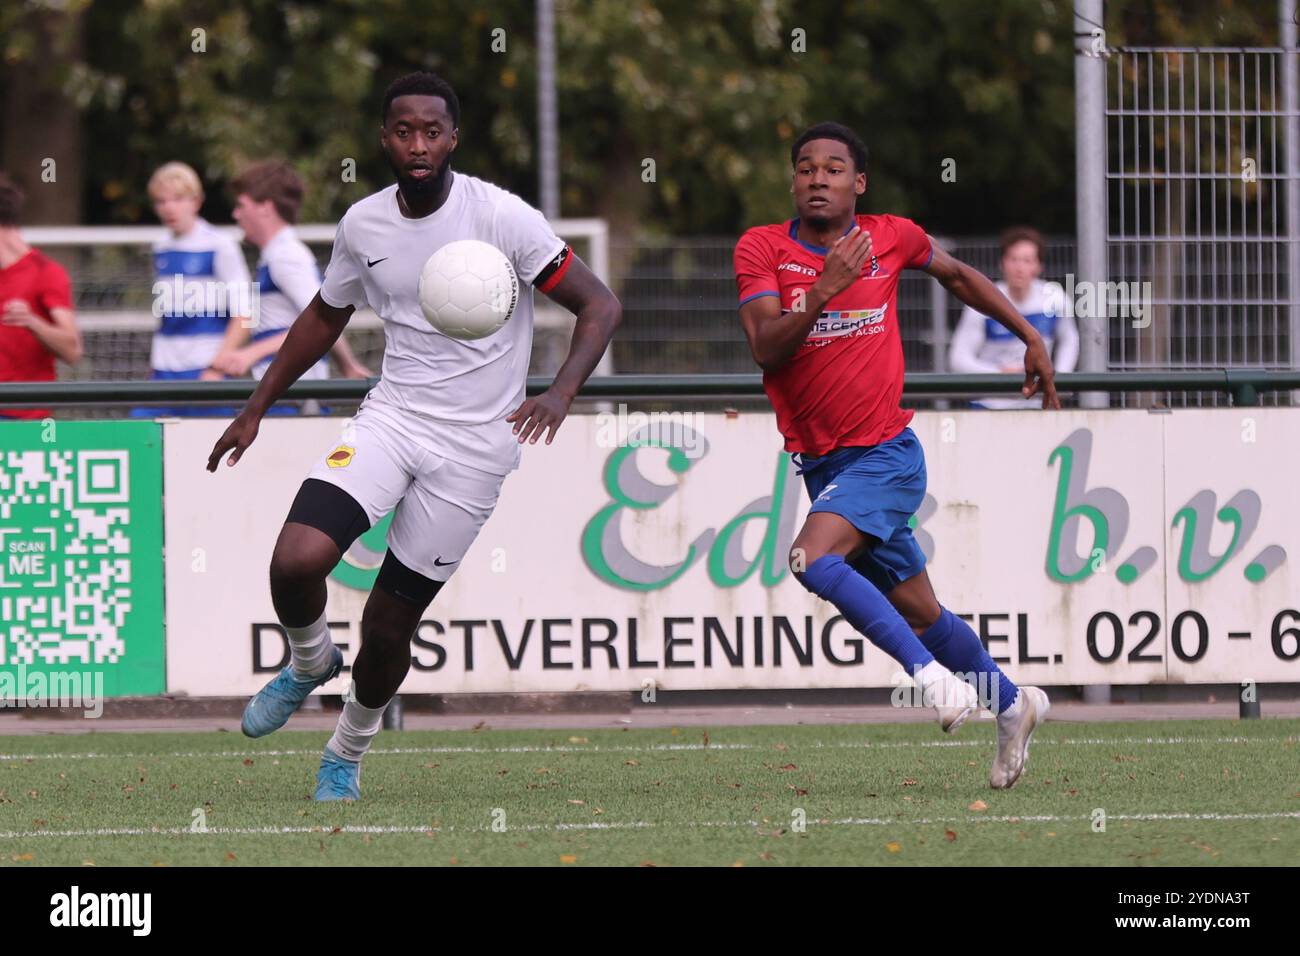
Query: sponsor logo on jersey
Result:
<box><xmin>326</xmin><ymin>445</ymin><xmax>355</xmax><ymax>468</ymax></box>
<box><xmin>778</xmin><ymin>261</ymin><xmax>819</xmax><ymax>276</ymax></box>
<box><xmin>806</xmin><ymin>306</ymin><xmax>888</xmax><ymax>339</ymax></box>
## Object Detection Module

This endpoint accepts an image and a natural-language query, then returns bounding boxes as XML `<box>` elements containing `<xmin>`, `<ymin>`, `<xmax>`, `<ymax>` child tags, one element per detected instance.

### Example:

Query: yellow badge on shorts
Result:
<box><xmin>326</xmin><ymin>445</ymin><xmax>355</xmax><ymax>468</ymax></box>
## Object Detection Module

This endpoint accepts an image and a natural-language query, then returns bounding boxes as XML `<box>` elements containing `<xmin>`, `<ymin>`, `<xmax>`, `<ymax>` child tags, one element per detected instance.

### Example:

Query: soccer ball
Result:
<box><xmin>417</xmin><ymin>239</ymin><xmax>519</xmax><ymax>340</ymax></box>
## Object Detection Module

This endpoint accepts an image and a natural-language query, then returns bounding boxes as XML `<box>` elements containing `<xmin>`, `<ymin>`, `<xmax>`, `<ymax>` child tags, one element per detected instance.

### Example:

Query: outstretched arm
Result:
<box><xmin>922</xmin><ymin>242</ymin><xmax>1060</xmax><ymax>409</ymax></box>
<box><xmin>506</xmin><ymin>254</ymin><xmax>621</xmax><ymax>445</ymax></box>
<box><xmin>206</xmin><ymin>293</ymin><xmax>354</xmax><ymax>471</ymax></box>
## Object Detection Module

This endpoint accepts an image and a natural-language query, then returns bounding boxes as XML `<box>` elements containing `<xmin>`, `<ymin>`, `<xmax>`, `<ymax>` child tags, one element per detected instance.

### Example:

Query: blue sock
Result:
<box><xmin>796</xmin><ymin>555</ymin><xmax>935</xmax><ymax>672</ymax></box>
<box><xmin>917</xmin><ymin>608</ymin><xmax>1019</xmax><ymax>713</ymax></box>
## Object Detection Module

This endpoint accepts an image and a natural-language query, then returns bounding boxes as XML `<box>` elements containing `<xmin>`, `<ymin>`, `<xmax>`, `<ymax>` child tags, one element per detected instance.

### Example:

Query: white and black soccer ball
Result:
<box><xmin>417</xmin><ymin>239</ymin><xmax>519</xmax><ymax>340</ymax></box>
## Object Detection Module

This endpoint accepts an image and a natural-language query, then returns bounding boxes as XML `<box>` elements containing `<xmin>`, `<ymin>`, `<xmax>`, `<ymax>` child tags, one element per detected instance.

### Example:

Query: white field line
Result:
<box><xmin>1</xmin><ymin>811</ymin><xmax>1299</xmax><ymax>840</ymax></box>
<box><xmin>0</xmin><ymin>735</ymin><xmax>1295</xmax><ymax>762</ymax></box>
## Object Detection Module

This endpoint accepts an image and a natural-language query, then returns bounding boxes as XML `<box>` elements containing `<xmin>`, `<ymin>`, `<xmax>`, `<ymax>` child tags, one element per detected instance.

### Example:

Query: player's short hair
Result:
<box><xmin>231</xmin><ymin>160</ymin><xmax>305</xmax><ymax>224</ymax></box>
<box><xmin>382</xmin><ymin>71</ymin><xmax>461</xmax><ymax>128</ymax></box>
<box><xmin>0</xmin><ymin>172</ymin><xmax>24</xmax><ymax>226</ymax></box>
<box><xmin>791</xmin><ymin>122</ymin><xmax>869</xmax><ymax>174</ymax></box>
<box><xmin>1000</xmin><ymin>226</ymin><xmax>1045</xmax><ymax>262</ymax></box>
<box><xmin>148</xmin><ymin>161</ymin><xmax>204</xmax><ymax>203</ymax></box>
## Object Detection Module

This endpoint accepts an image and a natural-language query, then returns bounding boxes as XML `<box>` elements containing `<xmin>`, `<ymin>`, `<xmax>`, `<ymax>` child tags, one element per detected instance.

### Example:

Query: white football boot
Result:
<box><xmin>990</xmin><ymin>686</ymin><xmax>1050</xmax><ymax>789</ymax></box>
<box><xmin>922</xmin><ymin>667</ymin><xmax>979</xmax><ymax>733</ymax></box>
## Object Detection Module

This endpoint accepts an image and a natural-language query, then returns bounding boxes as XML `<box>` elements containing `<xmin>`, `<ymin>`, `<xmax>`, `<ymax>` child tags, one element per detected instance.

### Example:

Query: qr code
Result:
<box><xmin>0</xmin><ymin>449</ymin><xmax>132</xmax><ymax>666</ymax></box>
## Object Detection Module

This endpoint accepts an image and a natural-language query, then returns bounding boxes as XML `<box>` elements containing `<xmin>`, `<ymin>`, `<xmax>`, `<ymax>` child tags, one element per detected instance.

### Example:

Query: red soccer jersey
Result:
<box><xmin>734</xmin><ymin>214</ymin><xmax>932</xmax><ymax>457</ymax></box>
<box><xmin>0</xmin><ymin>249</ymin><xmax>74</xmax><ymax>420</ymax></box>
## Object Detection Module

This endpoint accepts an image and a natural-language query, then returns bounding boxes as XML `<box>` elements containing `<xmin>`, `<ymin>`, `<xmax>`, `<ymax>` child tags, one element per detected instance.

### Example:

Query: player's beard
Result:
<box><xmin>393</xmin><ymin>153</ymin><xmax>451</xmax><ymax>203</ymax></box>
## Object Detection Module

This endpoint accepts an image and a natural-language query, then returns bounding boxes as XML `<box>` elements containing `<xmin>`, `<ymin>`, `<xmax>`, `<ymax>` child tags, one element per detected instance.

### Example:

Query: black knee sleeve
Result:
<box><xmin>285</xmin><ymin>478</ymin><xmax>371</xmax><ymax>553</ymax></box>
<box><xmin>374</xmin><ymin>550</ymin><xmax>444</xmax><ymax>608</ymax></box>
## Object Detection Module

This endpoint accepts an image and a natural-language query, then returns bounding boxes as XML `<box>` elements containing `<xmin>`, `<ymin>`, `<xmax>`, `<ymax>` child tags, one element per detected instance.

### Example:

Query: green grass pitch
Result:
<box><xmin>1</xmin><ymin>719</ymin><xmax>1297</xmax><ymax>866</ymax></box>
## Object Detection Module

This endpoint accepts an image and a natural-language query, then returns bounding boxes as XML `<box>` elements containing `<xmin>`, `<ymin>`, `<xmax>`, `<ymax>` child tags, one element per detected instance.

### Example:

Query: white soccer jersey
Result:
<box><xmin>949</xmin><ymin>278</ymin><xmax>1079</xmax><ymax>409</ymax></box>
<box><xmin>250</xmin><ymin>226</ymin><xmax>328</xmax><ymax>381</ymax></box>
<box><xmin>319</xmin><ymin>174</ymin><xmax>567</xmax><ymax>474</ymax></box>
<box><xmin>150</xmin><ymin>218</ymin><xmax>251</xmax><ymax>374</ymax></box>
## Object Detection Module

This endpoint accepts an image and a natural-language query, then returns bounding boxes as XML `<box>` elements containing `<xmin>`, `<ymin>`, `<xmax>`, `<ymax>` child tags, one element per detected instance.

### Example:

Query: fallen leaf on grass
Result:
<box><xmin>886</xmin><ymin>842</ymin><xmax>901</xmax><ymax>853</ymax></box>
<box><xmin>560</xmin><ymin>854</ymin><xmax>578</xmax><ymax>864</ymax></box>
<box><xmin>944</xmin><ymin>829</ymin><xmax>957</xmax><ymax>842</ymax></box>
<box><xmin>968</xmin><ymin>800</ymin><xmax>988</xmax><ymax>812</ymax></box>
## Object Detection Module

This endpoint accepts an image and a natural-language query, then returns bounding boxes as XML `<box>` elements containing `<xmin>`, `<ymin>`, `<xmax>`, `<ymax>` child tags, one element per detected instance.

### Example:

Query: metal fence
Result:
<box><xmin>1103</xmin><ymin>47</ymin><xmax>1298</xmax><ymax>407</ymax></box>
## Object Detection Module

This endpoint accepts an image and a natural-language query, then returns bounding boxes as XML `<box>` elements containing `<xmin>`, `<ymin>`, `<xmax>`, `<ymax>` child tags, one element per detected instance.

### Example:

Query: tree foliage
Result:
<box><xmin>0</xmin><ymin>0</ymin><xmax>1281</xmax><ymax>233</ymax></box>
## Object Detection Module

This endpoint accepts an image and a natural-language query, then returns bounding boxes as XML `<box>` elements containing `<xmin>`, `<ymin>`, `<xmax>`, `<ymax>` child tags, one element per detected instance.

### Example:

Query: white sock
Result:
<box><xmin>285</xmin><ymin>609</ymin><xmax>334</xmax><ymax>679</ymax></box>
<box><xmin>998</xmin><ymin>689</ymin><xmax>1025</xmax><ymax>721</ymax></box>
<box><xmin>326</xmin><ymin>690</ymin><xmax>386</xmax><ymax>762</ymax></box>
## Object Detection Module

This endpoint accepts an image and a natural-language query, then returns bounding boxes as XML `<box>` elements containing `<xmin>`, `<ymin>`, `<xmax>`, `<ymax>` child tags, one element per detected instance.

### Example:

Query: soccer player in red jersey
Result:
<box><xmin>0</xmin><ymin>172</ymin><xmax>82</xmax><ymax>420</ymax></box>
<box><xmin>735</xmin><ymin>123</ymin><xmax>1059</xmax><ymax>789</ymax></box>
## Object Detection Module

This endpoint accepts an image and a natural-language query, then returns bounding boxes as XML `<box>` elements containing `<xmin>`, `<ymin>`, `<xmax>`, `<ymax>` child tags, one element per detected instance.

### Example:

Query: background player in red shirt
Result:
<box><xmin>735</xmin><ymin>123</ymin><xmax>1059</xmax><ymax>790</ymax></box>
<box><xmin>0</xmin><ymin>172</ymin><xmax>82</xmax><ymax>420</ymax></box>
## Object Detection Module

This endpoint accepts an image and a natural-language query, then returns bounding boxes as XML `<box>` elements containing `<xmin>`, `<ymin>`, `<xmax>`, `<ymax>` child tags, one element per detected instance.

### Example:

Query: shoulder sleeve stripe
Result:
<box><xmin>739</xmin><ymin>290</ymin><xmax>780</xmax><ymax>306</ymax></box>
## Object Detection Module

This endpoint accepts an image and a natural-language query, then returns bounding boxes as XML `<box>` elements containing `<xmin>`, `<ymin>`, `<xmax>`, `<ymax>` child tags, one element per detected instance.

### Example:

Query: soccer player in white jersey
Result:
<box><xmin>948</xmin><ymin>227</ymin><xmax>1079</xmax><ymax>409</ymax></box>
<box><xmin>206</xmin><ymin>72</ymin><xmax>622</xmax><ymax>801</ymax></box>
<box><xmin>210</xmin><ymin>160</ymin><xmax>371</xmax><ymax>397</ymax></box>
<box><xmin>143</xmin><ymin>162</ymin><xmax>250</xmax><ymax>416</ymax></box>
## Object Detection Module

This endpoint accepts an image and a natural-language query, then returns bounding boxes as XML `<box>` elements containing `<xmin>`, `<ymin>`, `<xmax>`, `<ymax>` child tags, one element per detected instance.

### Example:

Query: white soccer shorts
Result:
<box><xmin>304</xmin><ymin>408</ymin><xmax>506</xmax><ymax>582</ymax></box>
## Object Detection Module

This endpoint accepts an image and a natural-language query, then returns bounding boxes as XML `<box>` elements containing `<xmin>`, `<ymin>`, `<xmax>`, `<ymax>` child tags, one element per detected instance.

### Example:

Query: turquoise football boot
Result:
<box><xmin>240</xmin><ymin>646</ymin><xmax>343</xmax><ymax>738</ymax></box>
<box><xmin>314</xmin><ymin>746</ymin><xmax>362</xmax><ymax>801</ymax></box>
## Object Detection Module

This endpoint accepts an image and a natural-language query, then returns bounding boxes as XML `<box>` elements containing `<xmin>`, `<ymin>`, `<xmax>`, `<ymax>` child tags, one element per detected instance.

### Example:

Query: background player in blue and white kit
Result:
<box><xmin>144</xmin><ymin>162</ymin><xmax>249</xmax><ymax>415</ymax></box>
<box><xmin>206</xmin><ymin>72</ymin><xmax>622</xmax><ymax>801</ymax></box>
<box><xmin>948</xmin><ymin>226</ymin><xmax>1078</xmax><ymax>408</ymax></box>
<box><xmin>210</xmin><ymin>160</ymin><xmax>371</xmax><ymax>393</ymax></box>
